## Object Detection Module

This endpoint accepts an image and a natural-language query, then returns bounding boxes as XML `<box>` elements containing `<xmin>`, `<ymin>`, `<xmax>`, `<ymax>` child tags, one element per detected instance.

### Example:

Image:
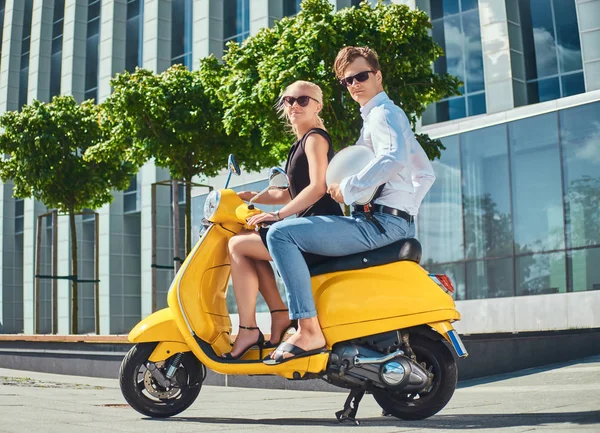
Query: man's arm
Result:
<box><xmin>338</xmin><ymin>106</ymin><xmax>409</xmax><ymax>205</ymax></box>
<box><xmin>411</xmin><ymin>142</ymin><xmax>436</xmax><ymax>209</ymax></box>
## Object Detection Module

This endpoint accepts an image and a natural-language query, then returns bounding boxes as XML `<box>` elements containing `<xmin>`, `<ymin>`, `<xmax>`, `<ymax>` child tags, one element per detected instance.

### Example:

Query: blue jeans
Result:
<box><xmin>266</xmin><ymin>212</ymin><xmax>415</xmax><ymax>320</ymax></box>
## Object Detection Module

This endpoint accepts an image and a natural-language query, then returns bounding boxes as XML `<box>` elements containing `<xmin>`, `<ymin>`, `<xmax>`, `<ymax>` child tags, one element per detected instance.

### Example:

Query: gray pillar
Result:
<box><xmin>61</xmin><ymin>0</ymin><xmax>87</xmax><ymax>101</ymax></box>
<box><xmin>577</xmin><ymin>0</ymin><xmax>600</xmax><ymax>91</ymax></box>
<box><xmin>56</xmin><ymin>210</ymin><xmax>70</xmax><ymax>333</ymax></box>
<box><xmin>249</xmin><ymin>0</ymin><xmax>284</xmax><ymax>37</ymax></box>
<box><xmin>22</xmin><ymin>198</ymin><xmax>46</xmax><ymax>334</ymax></box>
<box><xmin>194</xmin><ymin>0</ymin><xmax>223</xmax><ymax>61</ymax></box>
<box><xmin>478</xmin><ymin>0</ymin><xmax>514</xmax><ymax>113</ymax></box>
<box><xmin>143</xmin><ymin>0</ymin><xmax>171</xmax><ymax>73</ymax></box>
<box><xmin>0</xmin><ymin>0</ymin><xmax>26</xmax><ymax>112</ymax></box>
<box><xmin>28</xmin><ymin>0</ymin><xmax>54</xmax><ymax>103</ymax></box>
<box><xmin>97</xmin><ymin>0</ymin><xmax>126</xmax><ymax>102</ymax></box>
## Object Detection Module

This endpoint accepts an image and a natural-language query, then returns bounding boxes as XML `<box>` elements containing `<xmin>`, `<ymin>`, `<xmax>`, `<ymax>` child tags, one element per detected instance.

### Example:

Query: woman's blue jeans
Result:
<box><xmin>266</xmin><ymin>212</ymin><xmax>415</xmax><ymax>320</ymax></box>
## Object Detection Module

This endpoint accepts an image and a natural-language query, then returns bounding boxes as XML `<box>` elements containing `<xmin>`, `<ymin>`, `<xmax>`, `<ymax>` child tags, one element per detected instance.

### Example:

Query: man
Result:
<box><xmin>264</xmin><ymin>46</ymin><xmax>435</xmax><ymax>364</ymax></box>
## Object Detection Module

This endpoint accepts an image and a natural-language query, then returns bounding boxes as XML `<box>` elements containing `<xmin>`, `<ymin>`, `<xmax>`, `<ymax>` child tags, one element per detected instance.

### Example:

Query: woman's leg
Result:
<box><xmin>254</xmin><ymin>260</ymin><xmax>293</xmax><ymax>345</ymax></box>
<box><xmin>227</xmin><ymin>231</ymin><xmax>273</xmax><ymax>357</ymax></box>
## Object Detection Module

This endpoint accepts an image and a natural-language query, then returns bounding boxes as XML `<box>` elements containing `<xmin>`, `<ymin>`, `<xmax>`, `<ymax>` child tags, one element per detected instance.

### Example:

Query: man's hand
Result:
<box><xmin>327</xmin><ymin>183</ymin><xmax>345</xmax><ymax>204</ymax></box>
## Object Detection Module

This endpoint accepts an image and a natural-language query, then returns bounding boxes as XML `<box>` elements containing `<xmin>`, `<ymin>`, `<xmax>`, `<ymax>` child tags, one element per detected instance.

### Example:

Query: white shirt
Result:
<box><xmin>339</xmin><ymin>92</ymin><xmax>436</xmax><ymax>216</ymax></box>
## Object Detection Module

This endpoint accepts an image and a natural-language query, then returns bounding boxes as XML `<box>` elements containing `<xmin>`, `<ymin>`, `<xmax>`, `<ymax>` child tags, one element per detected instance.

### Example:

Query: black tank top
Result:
<box><xmin>283</xmin><ymin>128</ymin><xmax>344</xmax><ymax>218</ymax></box>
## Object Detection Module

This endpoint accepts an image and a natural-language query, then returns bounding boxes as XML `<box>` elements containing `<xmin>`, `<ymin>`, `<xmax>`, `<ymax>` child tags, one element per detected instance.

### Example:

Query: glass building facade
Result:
<box><xmin>420</xmin><ymin>0</ymin><xmax>486</xmax><ymax>124</ymax></box>
<box><xmin>419</xmin><ymin>101</ymin><xmax>600</xmax><ymax>299</ymax></box>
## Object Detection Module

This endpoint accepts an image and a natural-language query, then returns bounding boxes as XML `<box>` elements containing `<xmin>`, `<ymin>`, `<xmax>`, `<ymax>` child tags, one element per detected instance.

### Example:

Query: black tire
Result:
<box><xmin>119</xmin><ymin>342</ymin><xmax>204</xmax><ymax>418</ymax></box>
<box><xmin>372</xmin><ymin>336</ymin><xmax>457</xmax><ymax>421</ymax></box>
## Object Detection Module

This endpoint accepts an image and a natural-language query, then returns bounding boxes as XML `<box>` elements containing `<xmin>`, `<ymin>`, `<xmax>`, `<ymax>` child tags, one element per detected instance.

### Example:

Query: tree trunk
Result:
<box><xmin>185</xmin><ymin>179</ymin><xmax>192</xmax><ymax>255</ymax></box>
<box><xmin>69</xmin><ymin>208</ymin><xmax>79</xmax><ymax>334</ymax></box>
<box><xmin>172</xmin><ymin>179</ymin><xmax>181</xmax><ymax>273</ymax></box>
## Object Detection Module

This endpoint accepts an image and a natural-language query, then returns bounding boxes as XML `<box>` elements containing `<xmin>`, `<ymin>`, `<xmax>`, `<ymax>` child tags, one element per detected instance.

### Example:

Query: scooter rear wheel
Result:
<box><xmin>372</xmin><ymin>336</ymin><xmax>457</xmax><ymax>420</ymax></box>
<box><xmin>119</xmin><ymin>342</ymin><xmax>204</xmax><ymax>418</ymax></box>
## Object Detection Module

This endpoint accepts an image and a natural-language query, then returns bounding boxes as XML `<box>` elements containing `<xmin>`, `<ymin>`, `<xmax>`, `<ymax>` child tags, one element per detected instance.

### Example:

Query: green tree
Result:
<box><xmin>216</xmin><ymin>0</ymin><xmax>461</xmax><ymax>163</ymax></box>
<box><xmin>103</xmin><ymin>63</ymin><xmax>256</xmax><ymax>256</ymax></box>
<box><xmin>0</xmin><ymin>96</ymin><xmax>135</xmax><ymax>334</ymax></box>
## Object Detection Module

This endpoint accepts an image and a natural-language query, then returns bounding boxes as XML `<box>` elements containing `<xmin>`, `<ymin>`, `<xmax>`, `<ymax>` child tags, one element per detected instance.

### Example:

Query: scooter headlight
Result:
<box><xmin>203</xmin><ymin>190</ymin><xmax>221</xmax><ymax>221</ymax></box>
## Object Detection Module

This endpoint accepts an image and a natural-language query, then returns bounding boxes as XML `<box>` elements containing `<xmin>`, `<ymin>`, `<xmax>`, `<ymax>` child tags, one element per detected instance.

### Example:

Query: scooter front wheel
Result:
<box><xmin>119</xmin><ymin>342</ymin><xmax>204</xmax><ymax>418</ymax></box>
<box><xmin>372</xmin><ymin>336</ymin><xmax>457</xmax><ymax>420</ymax></box>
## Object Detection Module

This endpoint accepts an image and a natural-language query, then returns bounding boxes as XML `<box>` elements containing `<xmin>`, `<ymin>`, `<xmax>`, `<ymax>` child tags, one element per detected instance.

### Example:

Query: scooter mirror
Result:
<box><xmin>268</xmin><ymin>167</ymin><xmax>289</xmax><ymax>190</ymax></box>
<box><xmin>228</xmin><ymin>154</ymin><xmax>241</xmax><ymax>176</ymax></box>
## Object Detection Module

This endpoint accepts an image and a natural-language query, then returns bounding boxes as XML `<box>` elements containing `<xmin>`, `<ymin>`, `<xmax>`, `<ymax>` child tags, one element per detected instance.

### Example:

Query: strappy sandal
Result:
<box><xmin>263</xmin><ymin>309</ymin><xmax>298</xmax><ymax>349</ymax></box>
<box><xmin>221</xmin><ymin>325</ymin><xmax>265</xmax><ymax>360</ymax></box>
<box><xmin>263</xmin><ymin>342</ymin><xmax>328</xmax><ymax>365</ymax></box>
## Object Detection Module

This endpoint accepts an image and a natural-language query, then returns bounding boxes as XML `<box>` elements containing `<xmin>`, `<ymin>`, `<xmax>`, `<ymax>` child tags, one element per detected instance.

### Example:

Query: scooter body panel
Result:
<box><xmin>128</xmin><ymin>308</ymin><xmax>186</xmax><ymax>344</ymax></box>
<box><xmin>131</xmin><ymin>188</ymin><xmax>464</xmax><ymax>378</ymax></box>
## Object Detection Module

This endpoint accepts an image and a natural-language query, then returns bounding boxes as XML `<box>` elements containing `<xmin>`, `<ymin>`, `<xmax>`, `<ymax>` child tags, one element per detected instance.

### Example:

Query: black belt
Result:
<box><xmin>354</xmin><ymin>204</ymin><xmax>414</xmax><ymax>224</ymax></box>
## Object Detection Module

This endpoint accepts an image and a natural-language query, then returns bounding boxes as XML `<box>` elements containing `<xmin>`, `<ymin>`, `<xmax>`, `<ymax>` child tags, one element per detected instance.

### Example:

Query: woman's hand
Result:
<box><xmin>247</xmin><ymin>212</ymin><xmax>279</xmax><ymax>227</ymax></box>
<box><xmin>237</xmin><ymin>191</ymin><xmax>254</xmax><ymax>202</ymax></box>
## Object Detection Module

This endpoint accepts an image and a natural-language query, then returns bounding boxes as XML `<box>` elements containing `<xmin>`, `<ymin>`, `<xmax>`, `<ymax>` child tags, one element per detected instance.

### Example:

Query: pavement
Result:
<box><xmin>0</xmin><ymin>356</ymin><xmax>599</xmax><ymax>433</ymax></box>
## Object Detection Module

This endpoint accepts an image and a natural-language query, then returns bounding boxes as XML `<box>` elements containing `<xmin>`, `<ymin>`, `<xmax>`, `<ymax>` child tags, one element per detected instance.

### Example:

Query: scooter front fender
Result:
<box><xmin>128</xmin><ymin>308</ymin><xmax>186</xmax><ymax>344</ymax></box>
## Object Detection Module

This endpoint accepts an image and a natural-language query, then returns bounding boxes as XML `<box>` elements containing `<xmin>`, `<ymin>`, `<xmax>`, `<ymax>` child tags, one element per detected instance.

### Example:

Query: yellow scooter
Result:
<box><xmin>119</xmin><ymin>155</ymin><xmax>468</xmax><ymax>422</ymax></box>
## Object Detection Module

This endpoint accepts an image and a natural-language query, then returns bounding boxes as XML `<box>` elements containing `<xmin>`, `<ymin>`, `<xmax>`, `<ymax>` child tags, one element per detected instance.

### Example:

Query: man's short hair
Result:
<box><xmin>333</xmin><ymin>46</ymin><xmax>381</xmax><ymax>79</ymax></box>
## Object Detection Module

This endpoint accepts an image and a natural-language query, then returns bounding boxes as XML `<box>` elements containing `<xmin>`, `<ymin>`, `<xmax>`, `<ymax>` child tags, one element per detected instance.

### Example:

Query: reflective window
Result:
<box><xmin>466</xmin><ymin>258</ymin><xmax>514</xmax><ymax>299</ymax></box>
<box><xmin>418</xmin><ymin>135</ymin><xmax>464</xmax><ymax>264</ymax></box>
<box><xmin>516</xmin><ymin>252</ymin><xmax>566</xmax><ymax>296</ymax></box>
<box><xmin>0</xmin><ymin>1</ymin><xmax>5</xmax><ymax>60</ymax></box>
<box><xmin>126</xmin><ymin>0</ymin><xmax>143</xmax><ymax>72</ymax></box>
<box><xmin>18</xmin><ymin>0</ymin><xmax>33</xmax><ymax>109</ymax></box>
<box><xmin>50</xmin><ymin>0</ymin><xmax>64</xmax><ymax>98</ymax></box>
<box><xmin>422</xmin><ymin>0</ymin><xmax>486</xmax><ymax>125</ymax></box>
<box><xmin>559</xmin><ymin>102</ymin><xmax>600</xmax><ymax>248</ymax></box>
<box><xmin>569</xmin><ymin>248</ymin><xmax>600</xmax><ymax>292</ymax></box>
<box><xmin>123</xmin><ymin>175</ymin><xmax>140</xmax><ymax>213</ymax></box>
<box><xmin>509</xmin><ymin>113</ymin><xmax>564</xmax><ymax>253</ymax></box>
<box><xmin>223</xmin><ymin>0</ymin><xmax>250</xmax><ymax>51</ymax></box>
<box><xmin>171</xmin><ymin>0</ymin><xmax>192</xmax><ymax>67</ymax></box>
<box><xmin>84</xmin><ymin>0</ymin><xmax>101</xmax><ymax>101</ymax></box>
<box><xmin>283</xmin><ymin>0</ymin><xmax>302</xmax><ymax>16</ymax></box>
<box><xmin>507</xmin><ymin>0</ymin><xmax>584</xmax><ymax>106</ymax></box>
<box><xmin>461</xmin><ymin>125</ymin><xmax>513</xmax><ymax>259</ymax></box>
<box><xmin>14</xmin><ymin>198</ymin><xmax>24</xmax><ymax>234</ymax></box>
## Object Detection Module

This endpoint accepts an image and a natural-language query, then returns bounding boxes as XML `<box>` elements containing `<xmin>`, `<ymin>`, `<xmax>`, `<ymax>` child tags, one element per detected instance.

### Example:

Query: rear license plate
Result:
<box><xmin>447</xmin><ymin>329</ymin><xmax>468</xmax><ymax>357</ymax></box>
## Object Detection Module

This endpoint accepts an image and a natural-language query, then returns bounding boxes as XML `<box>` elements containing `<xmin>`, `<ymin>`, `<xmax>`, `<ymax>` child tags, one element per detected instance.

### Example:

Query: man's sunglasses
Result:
<box><xmin>282</xmin><ymin>95</ymin><xmax>319</xmax><ymax>107</ymax></box>
<box><xmin>339</xmin><ymin>70</ymin><xmax>375</xmax><ymax>88</ymax></box>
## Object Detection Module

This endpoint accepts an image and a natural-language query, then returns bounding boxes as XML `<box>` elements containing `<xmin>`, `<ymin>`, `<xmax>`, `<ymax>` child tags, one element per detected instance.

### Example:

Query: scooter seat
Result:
<box><xmin>304</xmin><ymin>238</ymin><xmax>422</xmax><ymax>277</ymax></box>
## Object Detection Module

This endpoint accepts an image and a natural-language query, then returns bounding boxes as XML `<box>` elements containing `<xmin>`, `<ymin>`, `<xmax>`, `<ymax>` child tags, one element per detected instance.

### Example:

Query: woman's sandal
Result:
<box><xmin>263</xmin><ymin>309</ymin><xmax>298</xmax><ymax>349</ymax></box>
<box><xmin>221</xmin><ymin>325</ymin><xmax>265</xmax><ymax>360</ymax></box>
<box><xmin>263</xmin><ymin>342</ymin><xmax>328</xmax><ymax>365</ymax></box>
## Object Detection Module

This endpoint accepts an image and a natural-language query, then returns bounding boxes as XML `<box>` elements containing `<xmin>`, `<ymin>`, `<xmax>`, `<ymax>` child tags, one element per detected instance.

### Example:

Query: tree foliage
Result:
<box><xmin>102</xmin><ymin>63</ymin><xmax>260</xmax><ymax>253</ymax></box>
<box><xmin>0</xmin><ymin>97</ymin><xmax>133</xmax><ymax>211</ymax></box>
<box><xmin>0</xmin><ymin>96</ymin><xmax>136</xmax><ymax>333</ymax></box>
<box><xmin>216</xmin><ymin>0</ymin><xmax>461</xmax><ymax>163</ymax></box>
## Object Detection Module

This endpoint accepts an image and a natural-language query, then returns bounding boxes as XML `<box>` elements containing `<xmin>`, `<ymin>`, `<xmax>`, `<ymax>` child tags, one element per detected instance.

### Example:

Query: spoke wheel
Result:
<box><xmin>119</xmin><ymin>343</ymin><xmax>204</xmax><ymax>418</ymax></box>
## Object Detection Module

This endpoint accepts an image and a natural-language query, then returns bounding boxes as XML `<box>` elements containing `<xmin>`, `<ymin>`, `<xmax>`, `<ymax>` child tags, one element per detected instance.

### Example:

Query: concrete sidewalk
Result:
<box><xmin>0</xmin><ymin>356</ymin><xmax>599</xmax><ymax>433</ymax></box>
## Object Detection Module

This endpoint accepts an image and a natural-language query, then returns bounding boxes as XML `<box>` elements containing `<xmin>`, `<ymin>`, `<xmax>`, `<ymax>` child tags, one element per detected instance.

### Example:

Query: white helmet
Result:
<box><xmin>326</xmin><ymin>145</ymin><xmax>377</xmax><ymax>205</ymax></box>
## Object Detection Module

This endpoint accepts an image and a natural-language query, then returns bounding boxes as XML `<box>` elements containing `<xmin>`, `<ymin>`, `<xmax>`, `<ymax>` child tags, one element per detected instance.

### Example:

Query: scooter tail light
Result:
<box><xmin>429</xmin><ymin>273</ymin><xmax>455</xmax><ymax>294</ymax></box>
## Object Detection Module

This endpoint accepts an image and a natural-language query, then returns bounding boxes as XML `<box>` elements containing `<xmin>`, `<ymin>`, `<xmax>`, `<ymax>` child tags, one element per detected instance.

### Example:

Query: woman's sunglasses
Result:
<box><xmin>339</xmin><ymin>70</ymin><xmax>375</xmax><ymax>88</ymax></box>
<box><xmin>282</xmin><ymin>95</ymin><xmax>319</xmax><ymax>107</ymax></box>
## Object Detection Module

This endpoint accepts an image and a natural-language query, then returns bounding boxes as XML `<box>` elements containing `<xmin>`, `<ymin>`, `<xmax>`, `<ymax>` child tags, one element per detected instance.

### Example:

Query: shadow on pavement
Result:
<box><xmin>146</xmin><ymin>410</ymin><xmax>600</xmax><ymax>429</ymax></box>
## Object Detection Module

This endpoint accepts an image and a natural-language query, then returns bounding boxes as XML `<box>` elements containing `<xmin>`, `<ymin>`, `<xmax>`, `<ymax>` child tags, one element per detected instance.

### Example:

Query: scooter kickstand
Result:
<box><xmin>335</xmin><ymin>389</ymin><xmax>365</xmax><ymax>426</ymax></box>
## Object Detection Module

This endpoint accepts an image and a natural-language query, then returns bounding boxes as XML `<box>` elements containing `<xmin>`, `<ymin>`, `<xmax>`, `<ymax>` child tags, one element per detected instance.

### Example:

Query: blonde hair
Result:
<box><xmin>276</xmin><ymin>80</ymin><xmax>326</xmax><ymax>135</ymax></box>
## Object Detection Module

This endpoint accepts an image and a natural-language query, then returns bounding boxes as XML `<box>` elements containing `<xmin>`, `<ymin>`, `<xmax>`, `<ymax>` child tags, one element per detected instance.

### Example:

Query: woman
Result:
<box><xmin>223</xmin><ymin>80</ymin><xmax>343</xmax><ymax>359</ymax></box>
